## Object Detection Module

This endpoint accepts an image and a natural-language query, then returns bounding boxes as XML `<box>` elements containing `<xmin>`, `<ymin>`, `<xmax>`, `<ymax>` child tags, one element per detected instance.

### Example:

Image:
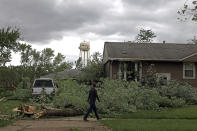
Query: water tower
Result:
<box><xmin>79</xmin><ymin>41</ymin><xmax>90</xmax><ymax>67</ymax></box>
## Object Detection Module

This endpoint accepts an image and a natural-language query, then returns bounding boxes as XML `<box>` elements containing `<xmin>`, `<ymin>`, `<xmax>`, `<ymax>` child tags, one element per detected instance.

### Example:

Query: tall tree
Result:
<box><xmin>78</xmin><ymin>52</ymin><xmax>104</xmax><ymax>82</ymax></box>
<box><xmin>53</xmin><ymin>53</ymin><xmax>72</xmax><ymax>72</ymax></box>
<box><xmin>40</xmin><ymin>48</ymin><xmax>55</xmax><ymax>74</ymax></box>
<box><xmin>135</xmin><ymin>28</ymin><xmax>156</xmax><ymax>43</ymax></box>
<box><xmin>178</xmin><ymin>0</ymin><xmax>197</xmax><ymax>21</ymax></box>
<box><xmin>75</xmin><ymin>57</ymin><xmax>82</xmax><ymax>70</ymax></box>
<box><xmin>19</xmin><ymin>43</ymin><xmax>33</xmax><ymax>66</ymax></box>
<box><xmin>189</xmin><ymin>36</ymin><xmax>197</xmax><ymax>44</ymax></box>
<box><xmin>0</xmin><ymin>27</ymin><xmax>20</xmax><ymax>66</ymax></box>
<box><xmin>18</xmin><ymin>44</ymin><xmax>72</xmax><ymax>78</ymax></box>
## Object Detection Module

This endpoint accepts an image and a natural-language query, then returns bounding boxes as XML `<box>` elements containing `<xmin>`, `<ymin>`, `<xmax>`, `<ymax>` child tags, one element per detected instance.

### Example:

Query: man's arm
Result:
<box><xmin>87</xmin><ymin>90</ymin><xmax>90</xmax><ymax>102</ymax></box>
<box><xmin>95</xmin><ymin>90</ymin><xmax>100</xmax><ymax>102</ymax></box>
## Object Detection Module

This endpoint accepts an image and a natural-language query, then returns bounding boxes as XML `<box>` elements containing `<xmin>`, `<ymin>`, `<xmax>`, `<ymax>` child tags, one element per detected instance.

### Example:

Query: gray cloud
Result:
<box><xmin>0</xmin><ymin>0</ymin><xmax>110</xmax><ymax>42</ymax></box>
<box><xmin>0</xmin><ymin>0</ymin><xmax>196</xmax><ymax>44</ymax></box>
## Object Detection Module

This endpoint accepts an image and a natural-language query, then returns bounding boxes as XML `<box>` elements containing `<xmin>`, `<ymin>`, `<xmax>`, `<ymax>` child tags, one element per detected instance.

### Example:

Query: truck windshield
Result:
<box><xmin>33</xmin><ymin>80</ymin><xmax>53</xmax><ymax>87</ymax></box>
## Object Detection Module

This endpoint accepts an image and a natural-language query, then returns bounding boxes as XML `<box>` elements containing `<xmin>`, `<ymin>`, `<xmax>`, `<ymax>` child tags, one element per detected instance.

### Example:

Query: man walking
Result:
<box><xmin>84</xmin><ymin>83</ymin><xmax>100</xmax><ymax>121</ymax></box>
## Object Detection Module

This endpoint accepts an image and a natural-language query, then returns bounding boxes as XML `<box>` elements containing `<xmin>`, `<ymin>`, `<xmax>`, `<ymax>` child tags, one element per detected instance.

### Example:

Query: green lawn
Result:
<box><xmin>101</xmin><ymin>105</ymin><xmax>197</xmax><ymax>131</ymax></box>
<box><xmin>119</xmin><ymin>105</ymin><xmax>197</xmax><ymax>119</ymax></box>
<box><xmin>0</xmin><ymin>100</ymin><xmax>23</xmax><ymax>127</ymax></box>
<box><xmin>0</xmin><ymin>119</ymin><xmax>13</xmax><ymax>127</ymax></box>
<box><xmin>0</xmin><ymin>100</ymin><xmax>23</xmax><ymax>115</ymax></box>
<box><xmin>101</xmin><ymin>119</ymin><xmax>197</xmax><ymax>131</ymax></box>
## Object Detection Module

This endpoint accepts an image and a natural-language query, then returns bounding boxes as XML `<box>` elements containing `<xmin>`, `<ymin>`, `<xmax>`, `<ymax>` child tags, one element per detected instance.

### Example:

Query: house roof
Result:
<box><xmin>103</xmin><ymin>42</ymin><xmax>197</xmax><ymax>63</ymax></box>
<box><xmin>40</xmin><ymin>69</ymin><xmax>81</xmax><ymax>80</ymax></box>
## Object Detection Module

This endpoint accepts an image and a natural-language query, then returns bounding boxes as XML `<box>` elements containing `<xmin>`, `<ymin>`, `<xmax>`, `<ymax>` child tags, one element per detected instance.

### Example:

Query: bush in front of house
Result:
<box><xmin>10</xmin><ymin>88</ymin><xmax>32</xmax><ymax>101</ymax></box>
<box><xmin>53</xmin><ymin>79</ymin><xmax>90</xmax><ymax>112</ymax></box>
<box><xmin>157</xmin><ymin>81</ymin><xmax>197</xmax><ymax>105</ymax></box>
<box><xmin>0</xmin><ymin>67</ymin><xmax>20</xmax><ymax>88</ymax></box>
<box><xmin>8</xmin><ymin>77</ymin><xmax>32</xmax><ymax>101</ymax></box>
<box><xmin>53</xmin><ymin>78</ymin><xmax>197</xmax><ymax>116</ymax></box>
<box><xmin>0</xmin><ymin>88</ymin><xmax>13</xmax><ymax>98</ymax></box>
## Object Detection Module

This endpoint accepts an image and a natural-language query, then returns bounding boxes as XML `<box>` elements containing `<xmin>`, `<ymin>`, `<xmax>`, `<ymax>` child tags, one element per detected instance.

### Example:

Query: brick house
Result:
<box><xmin>103</xmin><ymin>42</ymin><xmax>197</xmax><ymax>87</ymax></box>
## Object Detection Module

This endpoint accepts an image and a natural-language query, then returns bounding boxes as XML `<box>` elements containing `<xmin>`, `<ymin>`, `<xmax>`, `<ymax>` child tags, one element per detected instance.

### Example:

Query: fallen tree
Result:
<box><xmin>13</xmin><ymin>104</ymin><xmax>83</xmax><ymax>119</ymax></box>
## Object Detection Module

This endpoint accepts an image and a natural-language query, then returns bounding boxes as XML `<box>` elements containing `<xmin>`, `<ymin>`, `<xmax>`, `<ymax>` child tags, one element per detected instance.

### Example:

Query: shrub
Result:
<box><xmin>97</xmin><ymin>79</ymin><xmax>136</xmax><ymax>113</ymax></box>
<box><xmin>53</xmin><ymin>78</ymin><xmax>195</xmax><ymax>116</ymax></box>
<box><xmin>53</xmin><ymin>79</ymin><xmax>89</xmax><ymax>112</ymax></box>
<box><xmin>0</xmin><ymin>88</ymin><xmax>13</xmax><ymax>98</ymax></box>
<box><xmin>157</xmin><ymin>81</ymin><xmax>197</xmax><ymax>104</ymax></box>
<box><xmin>133</xmin><ymin>88</ymin><xmax>160</xmax><ymax>110</ymax></box>
<box><xmin>157</xmin><ymin>96</ymin><xmax>186</xmax><ymax>108</ymax></box>
<box><xmin>0</xmin><ymin>67</ymin><xmax>19</xmax><ymax>88</ymax></box>
<box><xmin>9</xmin><ymin>88</ymin><xmax>32</xmax><ymax>101</ymax></box>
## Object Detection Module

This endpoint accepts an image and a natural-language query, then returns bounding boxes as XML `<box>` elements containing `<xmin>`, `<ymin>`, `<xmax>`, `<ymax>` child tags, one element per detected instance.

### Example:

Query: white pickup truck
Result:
<box><xmin>32</xmin><ymin>78</ymin><xmax>57</xmax><ymax>95</ymax></box>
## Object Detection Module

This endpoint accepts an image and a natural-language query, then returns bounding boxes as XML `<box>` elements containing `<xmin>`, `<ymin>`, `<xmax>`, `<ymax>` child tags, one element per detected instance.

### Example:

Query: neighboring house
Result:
<box><xmin>40</xmin><ymin>69</ymin><xmax>81</xmax><ymax>80</ymax></box>
<box><xmin>103</xmin><ymin>42</ymin><xmax>197</xmax><ymax>87</ymax></box>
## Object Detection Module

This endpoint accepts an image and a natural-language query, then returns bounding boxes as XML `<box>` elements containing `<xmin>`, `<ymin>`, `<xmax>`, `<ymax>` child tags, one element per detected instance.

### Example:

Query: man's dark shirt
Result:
<box><xmin>88</xmin><ymin>88</ymin><xmax>100</xmax><ymax>104</ymax></box>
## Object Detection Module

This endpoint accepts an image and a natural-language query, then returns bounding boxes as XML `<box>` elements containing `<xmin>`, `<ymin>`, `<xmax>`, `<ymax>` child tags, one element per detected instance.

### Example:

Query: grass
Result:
<box><xmin>0</xmin><ymin>119</ymin><xmax>13</xmax><ymax>127</ymax></box>
<box><xmin>69</xmin><ymin>128</ymin><xmax>83</xmax><ymax>131</ymax></box>
<box><xmin>118</xmin><ymin>105</ymin><xmax>197</xmax><ymax>119</ymax></box>
<box><xmin>101</xmin><ymin>119</ymin><xmax>197</xmax><ymax>131</ymax></box>
<box><xmin>0</xmin><ymin>100</ymin><xmax>23</xmax><ymax>127</ymax></box>
<box><xmin>101</xmin><ymin>105</ymin><xmax>197</xmax><ymax>131</ymax></box>
<box><xmin>0</xmin><ymin>100</ymin><xmax>23</xmax><ymax>115</ymax></box>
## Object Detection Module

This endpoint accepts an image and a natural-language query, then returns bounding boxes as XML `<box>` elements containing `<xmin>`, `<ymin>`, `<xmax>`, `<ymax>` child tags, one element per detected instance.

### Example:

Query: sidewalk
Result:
<box><xmin>0</xmin><ymin>117</ymin><xmax>111</xmax><ymax>131</ymax></box>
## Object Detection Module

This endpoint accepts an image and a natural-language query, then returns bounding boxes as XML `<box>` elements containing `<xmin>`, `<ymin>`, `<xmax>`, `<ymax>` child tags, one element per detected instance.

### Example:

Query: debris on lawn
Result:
<box><xmin>0</xmin><ymin>97</ymin><xmax>6</xmax><ymax>102</ymax></box>
<box><xmin>13</xmin><ymin>104</ymin><xmax>83</xmax><ymax>119</ymax></box>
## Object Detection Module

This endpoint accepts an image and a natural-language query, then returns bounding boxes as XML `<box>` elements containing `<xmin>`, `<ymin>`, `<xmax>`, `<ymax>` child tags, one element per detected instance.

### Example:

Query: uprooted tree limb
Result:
<box><xmin>13</xmin><ymin>104</ymin><xmax>83</xmax><ymax>119</ymax></box>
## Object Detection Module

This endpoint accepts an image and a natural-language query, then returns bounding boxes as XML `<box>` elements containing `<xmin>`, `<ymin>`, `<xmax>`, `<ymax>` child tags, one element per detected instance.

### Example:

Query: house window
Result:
<box><xmin>183</xmin><ymin>63</ymin><xmax>195</xmax><ymax>79</ymax></box>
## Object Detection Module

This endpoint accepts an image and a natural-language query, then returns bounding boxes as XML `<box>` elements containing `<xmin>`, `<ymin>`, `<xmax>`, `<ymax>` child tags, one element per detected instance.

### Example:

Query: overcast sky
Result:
<box><xmin>0</xmin><ymin>0</ymin><xmax>196</xmax><ymax>65</ymax></box>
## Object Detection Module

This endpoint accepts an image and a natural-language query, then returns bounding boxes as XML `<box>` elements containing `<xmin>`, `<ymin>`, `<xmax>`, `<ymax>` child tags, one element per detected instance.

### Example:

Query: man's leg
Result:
<box><xmin>93</xmin><ymin>104</ymin><xmax>99</xmax><ymax>119</ymax></box>
<box><xmin>84</xmin><ymin>104</ymin><xmax>93</xmax><ymax>120</ymax></box>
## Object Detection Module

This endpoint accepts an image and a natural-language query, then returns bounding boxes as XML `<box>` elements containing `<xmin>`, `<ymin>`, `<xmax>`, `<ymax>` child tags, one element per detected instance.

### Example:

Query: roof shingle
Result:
<box><xmin>103</xmin><ymin>42</ymin><xmax>197</xmax><ymax>63</ymax></box>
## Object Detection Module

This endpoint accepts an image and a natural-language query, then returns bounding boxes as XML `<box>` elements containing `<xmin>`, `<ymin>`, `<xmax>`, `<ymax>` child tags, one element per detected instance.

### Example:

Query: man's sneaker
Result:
<box><xmin>97</xmin><ymin>118</ymin><xmax>102</xmax><ymax>120</ymax></box>
<box><xmin>83</xmin><ymin>118</ymin><xmax>88</xmax><ymax>121</ymax></box>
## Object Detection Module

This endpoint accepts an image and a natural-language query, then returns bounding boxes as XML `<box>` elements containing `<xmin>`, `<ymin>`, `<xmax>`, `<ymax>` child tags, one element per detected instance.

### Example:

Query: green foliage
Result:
<box><xmin>189</xmin><ymin>36</ymin><xmax>197</xmax><ymax>44</ymax></box>
<box><xmin>0</xmin><ymin>100</ymin><xmax>23</xmax><ymax>127</ymax></box>
<box><xmin>69</xmin><ymin>128</ymin><xmax>83</xmax><ymax>131</ymax></box>
<box><xmin>0</xmin><ymin>100</ymin><xmax>23</xmax><ymax>115</ymax></box>
<box><xmin>9</xmin><ymin>88</ymin><xmax>32</xmax><ymax>101</ymax></box>
<box><xmin>51</xmin><ymin>69</ymin><xmax>197</xmax><ymax>118</ymax></box>
<box><xmin>17</xmin><ymin>77</ymin><xmax>31</xmax><ymax>89</ymax></box>
<box><xmin>141</xmin><ymin>64</ymin><xmax>158</xmax><ymax>88</ymax></box>
<box><xmin>0</xmin><ymin>88</ymin><xmax>13</xmax><ymax>98</ymax></box>
<box><xmin>0</xmin><ymin>67</ymin><xmax>19</xmax><ymax>88</ymax></box>
<box><xmin>53</xmin><ymin>78</ymin><xmax>197</xmax><ymax>116</ymax></box>
<box><xmin>101</xmin><ymin>119</ymin><xmax>197</xmax><ymax>131</ymax></box>
<box><xmin>0</xmin><ymin>27</ymin><xmax>20</xmax><ymax>66</ymax></box>
<box><xmin>75</xmin><ymin>57</ymin><xmax>83</xmax><ymax>70</ymax></box>
<box><xmin>157</xmin><ymin>81</ymin><xmax>197</xmax><ymax>104</ymax></box>
<box><xmin>178</xmin><ymin>0</ymin><xmax>197</xmax><ymax>21</ymax></box>
<box><xmin>53</xmin><ymin>79</ymin><xmax>89</xmax><ymax>111</ymax></box>
<box><xmin>98</xmin><ymin>79</ymin><xmax>137</xmax><ymax>113</ymax></box>
<box><xmin>17</xmin><ymin>43</ymin><xmax>72</xmax><ymax>81</ymax></box>
<box><xmin>135</xmin><ymin>28</ymin><xmax>156</xmax><ymax>43</ymax></box>
<box><xmin>4</xmin><ymin>77</ymin><xmax>32</xmax><ymax>101</ymax></box>
<box><xmin>0</xmin><ymin>118</ymin><xmax>13</xmax><ymax>127</ymax></box>
<box><xmin>33</xmin><ymin>89</ymin><xmax>54</xmax><ymax>104</ymax></box>
<box><xmin>120</xmin><ymin>105</ymin><xmax>197</xmax><ymax>119</ymax></box>
<box><xmin>78</xmin><ymin>52</ymin><xmax>104</xmax><ymax>82</ymax></box>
